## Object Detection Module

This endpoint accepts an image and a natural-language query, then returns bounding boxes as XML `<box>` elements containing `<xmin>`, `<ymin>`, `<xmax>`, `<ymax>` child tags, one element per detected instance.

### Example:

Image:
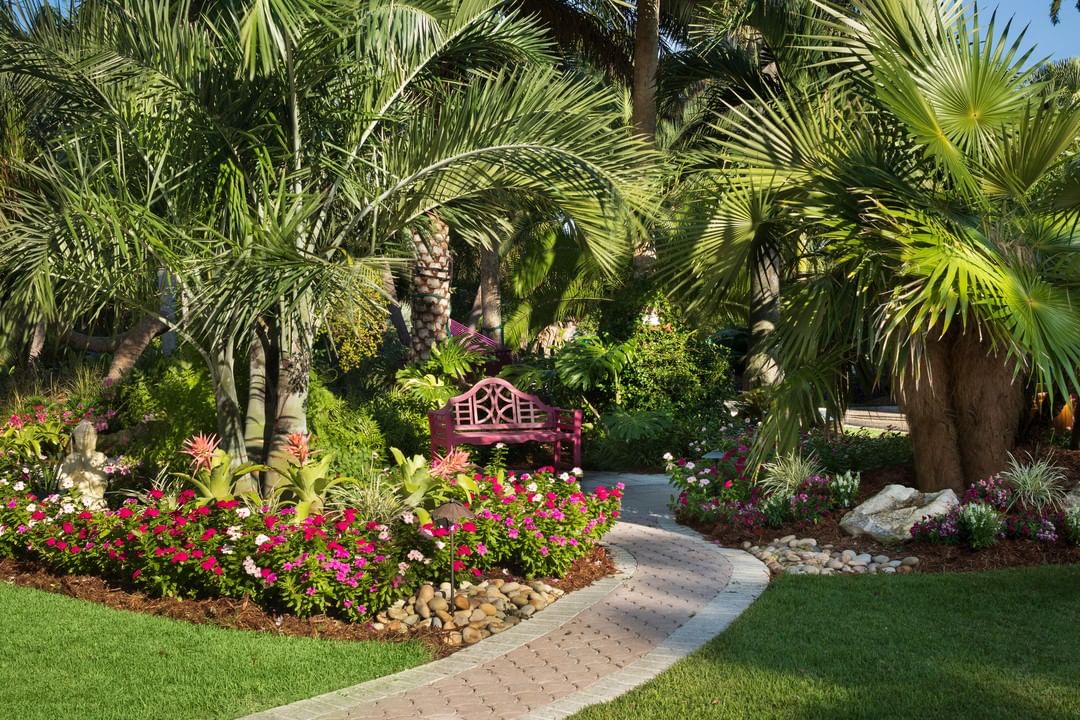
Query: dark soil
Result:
<box><xmin>691</xmin><ymin>450</ymin><xmax>1080</xmax><ymax>575</ymax></box>
<box><xmin>0</xmin><ymin>545</ymin><xmax>614</xmax><ymax>656</ymax></box>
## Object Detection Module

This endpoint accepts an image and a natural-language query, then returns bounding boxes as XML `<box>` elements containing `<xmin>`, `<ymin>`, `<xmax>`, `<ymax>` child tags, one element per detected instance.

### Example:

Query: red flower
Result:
<box><xmin>117</xmin><ymin>507</ymin><xmax>133</xmax><ymax>519</ymax></box>
<box><xmin>201</xmin><ymin>528</ymin><xmax>217</xmax><ymax>540</ymax></box>
<box><xmin>200</xmin><ymin>557</ymin><xmax>217</xmax><ymax>571</ymax></box>
<box><xmin>171</xmin><ymin>552</ymin><xmax>189</xmax><ymax>564</ymax></box>
<box><xmin>452</xmin><ymin>560</ymin><xmax>465</xmax><ymax>572</ymax></box>
<box><xmin>456</xmin><ymin>544</ymin><xmax>473</xmax><ymax>557</ymax></box>
<box><xmin>285</xmin><ymin>432</ymin><xmax>317</xmax><ymax>466</ymax></box>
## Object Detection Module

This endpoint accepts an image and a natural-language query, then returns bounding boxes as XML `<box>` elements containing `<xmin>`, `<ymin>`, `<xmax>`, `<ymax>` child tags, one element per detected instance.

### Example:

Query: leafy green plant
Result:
<box><xmin>602</xmin><ymin>409</ymin><xmax>674</xmax><ymax>443</ymax></box>
<box><xmin>829</xmin><ymin>471</ymin><xmax>861</xmax><ymax>508</ymax></box>
<box><xmin>394</xmin><ymin>369</ymin><xmax>457</xmax><ymax>409</ymax></box>
<box><xmin>270</xmin><ymin>433</ymin><xmax>349</xmax><ymax>520</ymax></box>
<box><xmin>1000</xmin><ymin>453</ymin><xmax>1068</xmax><ymax>513</ymax></box>
<box><xmin>307</xmin><ymin>375</ymin><xmax>386</xmax><ymax>477</ymax></box>
<box><xmin>365</xmin><ymin>390</ymin><xmax>431</xmax><ymax>458</ymax></box>
<box><xmin>758</xmin><ymin>452</ymin><xmax>824</xmax><ymax>500</ymax></box>
<box><xmin>958</xmin><ymin>503</ymin><xmax>1005</xmax><ymax>550</ymax></box>
<box><xmin>555</xmin><ymin>336</ymin><xmax>633</xmax><ymax>401</ymax></box>
<box><xmin>803</xmin><ymin>430</ymin><xmax>913</xmax><ymax>472</ymax></box>
<box><xmin>426</xmin><ymin>338</ymin><xmax>488</xmax><ymax>382</ymax></box>
<box><xmin>1065</xmin><ymin>506</ymin><xmax>1080</xmax><ymax>545</ymax></box>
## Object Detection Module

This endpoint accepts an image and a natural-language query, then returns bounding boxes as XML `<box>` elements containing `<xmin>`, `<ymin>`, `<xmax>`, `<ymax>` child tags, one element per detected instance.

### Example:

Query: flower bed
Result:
<box><xmin>0</xmin><ymin>467</ymin><xmax>621</xmax><ymax>622</ymax></box>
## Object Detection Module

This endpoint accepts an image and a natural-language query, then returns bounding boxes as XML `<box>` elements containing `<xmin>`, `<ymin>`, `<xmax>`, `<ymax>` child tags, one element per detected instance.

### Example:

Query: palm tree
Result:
<box><xmin>0</xmin><ymin>0</ymin><xmax>655</xmax><ymax>475</ymax></box>
<box><xmin>677</xmin><ymin>0</ymin><xmax>1080</xmax><ymax>491</ymax></box>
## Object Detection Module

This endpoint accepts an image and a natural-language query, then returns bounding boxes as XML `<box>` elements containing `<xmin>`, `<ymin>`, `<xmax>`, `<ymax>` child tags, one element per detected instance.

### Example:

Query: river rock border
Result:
<box><xmin>239</xmin><ymin>544</ymin><xmax>637</xmax><ymax>720</ymax></box>
<box><xmin>744</xmin><ymin>535</ymin><xmax>920</xmax><ymax>575</ymax></box>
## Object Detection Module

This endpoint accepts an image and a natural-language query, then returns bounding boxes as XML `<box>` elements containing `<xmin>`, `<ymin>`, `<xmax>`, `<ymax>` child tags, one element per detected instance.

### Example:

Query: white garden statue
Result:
<box><xmin>57</xmin><ymin>420</ymin><xmax>108</xmax><ymax>510</ymax></box>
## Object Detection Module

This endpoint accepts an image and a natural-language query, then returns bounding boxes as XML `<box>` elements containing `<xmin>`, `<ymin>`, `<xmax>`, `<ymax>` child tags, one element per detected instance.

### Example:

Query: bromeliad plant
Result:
<box><xmin>178</xmin><ymin>433</ymin><xmax>266</xmax><ymax>504</ymax></box>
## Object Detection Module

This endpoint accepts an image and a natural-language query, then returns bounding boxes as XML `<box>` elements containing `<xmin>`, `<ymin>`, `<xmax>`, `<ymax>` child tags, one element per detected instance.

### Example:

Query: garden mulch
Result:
<box><xmin>692</xmin><ymin>451</ymin><xmax>1080</xmax><ymax>576</ymax></box>
<box><xmin>0</xmin><ymin>545</ymin><xmax>614</xmax><ymax>658</ymax></box>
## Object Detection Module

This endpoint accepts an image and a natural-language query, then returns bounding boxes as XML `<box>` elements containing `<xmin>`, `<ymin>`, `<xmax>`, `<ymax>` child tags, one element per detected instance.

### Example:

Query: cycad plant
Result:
<box><xmin>671</xmin><ymin>0</ymin><xmax>1080</xmax><ymax>491</ymax></box>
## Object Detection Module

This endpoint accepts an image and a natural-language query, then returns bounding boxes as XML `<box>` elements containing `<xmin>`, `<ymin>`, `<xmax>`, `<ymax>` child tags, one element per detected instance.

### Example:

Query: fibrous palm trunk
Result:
<box><xmin>895</xmin><ymin>328</ymin><xmax>1026</xmax><ymax>492</ymax></box>
<box><xmin>410</xmin><ymin>218</ymin><xmax>452</xmax><ymax>362</ymax></box>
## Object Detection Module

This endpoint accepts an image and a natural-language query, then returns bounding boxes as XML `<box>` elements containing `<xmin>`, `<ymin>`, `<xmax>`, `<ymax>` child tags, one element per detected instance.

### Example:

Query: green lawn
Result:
<box><xmin>573</xmin><ymin>565</ymin><xmax>1080</xmax><ymax>720</ymax></box>
<box><xmin>0</xmin><ymin>583</ymin><xmax>431</xmax><ymax>720</ymax></box>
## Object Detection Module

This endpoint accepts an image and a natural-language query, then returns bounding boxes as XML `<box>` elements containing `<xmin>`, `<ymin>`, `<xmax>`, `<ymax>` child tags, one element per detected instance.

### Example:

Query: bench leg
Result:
<box><xmin>572</xmin><ymin>435</ymin><xmax>581</xmax><ymax>469</ymax></box>
<box><xmin>552</xmin><ymin>439</ymin><xmax>562</xmax><ymax>467</ymax></box>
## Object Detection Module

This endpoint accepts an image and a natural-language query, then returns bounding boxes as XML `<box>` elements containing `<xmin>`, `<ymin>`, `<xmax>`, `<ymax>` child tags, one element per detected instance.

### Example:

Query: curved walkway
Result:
<box><xmin>242</xmin><ymin>474</ymin><xmax>769</xmax><ymax>720</ymax></box>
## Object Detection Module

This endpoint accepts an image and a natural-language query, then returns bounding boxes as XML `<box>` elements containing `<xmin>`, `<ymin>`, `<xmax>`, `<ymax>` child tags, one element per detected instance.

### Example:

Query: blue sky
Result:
<box><xmin>978</xmin><ymin>0</ymin><xmax>1079</xmax><ymax>60</ymax></box>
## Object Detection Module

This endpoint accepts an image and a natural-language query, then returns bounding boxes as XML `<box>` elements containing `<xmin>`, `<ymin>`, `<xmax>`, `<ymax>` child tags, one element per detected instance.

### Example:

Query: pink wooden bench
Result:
<box><xmin>429</xmin><ymin>377</ymin><xmax>582</xmax><ymax>468</ymax></box>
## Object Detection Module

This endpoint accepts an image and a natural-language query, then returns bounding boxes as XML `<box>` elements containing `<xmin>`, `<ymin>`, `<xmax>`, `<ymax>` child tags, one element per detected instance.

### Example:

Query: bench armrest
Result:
<box><xmin>428</xmin><ymin>409</ymin><xmax>453</xmax><ymax>434</ymax></box>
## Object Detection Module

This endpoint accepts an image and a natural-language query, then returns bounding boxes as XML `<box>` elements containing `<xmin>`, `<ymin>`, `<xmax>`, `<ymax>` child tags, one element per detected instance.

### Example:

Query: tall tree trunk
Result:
<box><xmin>631</xmin><ymin>0</ymin><xmax>660</xmax><ymax>140</ymax></box>
<box><xmin>895</xmin><ymin>328</ymin><xmax>1025</xmax><ymax>492</ymax></box>
<box><xmin>744</xmin><ymin>241</ymin><xmax>781</xmax><ymax>389</ymax></box>
<box><xmin>266</xmin><ymin>300</ymin><xmax>313</xmax><ymax>493</ymax></box>
<box><xmin>949</xmin><ymin>330</ymin><xmax>1026</xmax><ymax>483</ymax></box>
<box><xmin>894</xmin><ymin>333</ymin><xmax>966</xmax><ymax>493</ymax></box>
<box><xmin>480</xmin><ymin>241</ymin><xmax>502</xmax><ymax>345</ymax></box>
<box><xmin>244</xmin><ymin>328</ymin><xmax>270</xmax><ymax>464</ymax></box>
<box><xmin>382</xmin><ymin>266</ymin><xmax>411</xmax><ymax>349</ymax></box>
<box><xmin>466</xmin><ymin>284</ymin><xmax>483</xmax><ymax>330</ymax></box>
<box><xmin>409</xmin><ymin>218</ymin><xmax>452</xmax><ymax>362</ymax></box>
<box><xmin>28</xmin><ymin>320</ymin><xmax>46</xmax><ymax>364</ymax></box>
<box><xmin>210</xmin><ymin>338</ymin><xmax>248</xmax><ymax>467</ymax></box>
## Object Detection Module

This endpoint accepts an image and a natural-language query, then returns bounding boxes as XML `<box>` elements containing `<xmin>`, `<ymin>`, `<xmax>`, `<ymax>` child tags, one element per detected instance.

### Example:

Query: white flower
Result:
<box><xmin>59</xmin><ymin>477</ymin><xmax>73</xmax><ymax>490</ymax></box>
<box><xmin>12</xmin><ymin>481</ymin><xmax>25</xmax><ymax>492</ymax></box>
<box><xmin>235</xmin><ymin>507</ymin><xmax>251</xmax><ymax>519</ymax></box>
<box><xmin>435</xmin><ymin>540</ymin><xmax>446</xmax><ymax>550</ymax></box>
<box><xmin>378</xmin><ymin>530</ymin><xmax>391</xmax><ymax>541</ymax></box>
<box><xmin>699</xmin><ymin>478</ymin><xmax>711</xmax><ymax>487</ymax></box>
<box><xmin>662</xmin><ymin>452</ymin><xmax>674</xmax><ymax>462</ymax></box>
<box><xmin>242</xmin><ymin>556</ymin><xmax>261</xmax><ymax>578</ymax></box>
<box><xmin>20</xmin><ymin>467</ymin><xmax>29</xmax><ymax>475</ymax></box>
<box><xmin>61</xmin><ymin>503</ymin><xmax>75</xmax><ymax>515</ymax></box>
<box><xmin>526</xmin><ymin>482</ymin><xmax>538</xmax><ymax>493</ymax></box>
<box><xmin>25</xmin><ymin>503</ymin><xmax>36</xmax><ymax>513</ymax></box>
<box><xmin>685</xmin><ymin>461</ymin><xmax>696</xmax><ymax>470</ymax></box>
<box><xmin>495</xmin><ymin>442</ymin><xmax>507</xmax><ymax>449</ymax></box>
<box><xmin>687</xmin><ymin>476</ymin><xmax>698</xmax><ymax>485</ymax></box>
<box><xmin>531</xmin><ymin>493</ymin><xmax>542</xmax><ymax>502</ymax></box>
<box><xmin>558</xmin><ymin>472</ymin><xmax>570</xmax><ymax>481</ymax></box>
<box><xmin>226</xmin><ymin>525</ymin><xmax>244</xmax><ymax>541</ymax></box>
<box><xmin>407</xmin><ymin>549</ymin><xmax>425</xmax><ymax>562</ymax></box>
<box><xmin>571</xmin><ymin>467</ymin><xmax>583</xmax><ymax>477</ymax></box>
<box><xmin>401</xmin><ymin>511</ymin><xmax>415</xmax><ymax>524</ymax></box>
<box><xmin>398</xmin><ymin>561</ymin><xmax>409</xmax><ymax>573</ymax></box>
<box><xmin>254</xmin><ymin>534</ymin><xmax>271</xmax><ymax>546</ymax></box>
<box><xmin>220</xmin><ymin>545</ymin><xmax>234</xmax><ymax>555</ymax></box>
<box><xmin>80</xmin><ymin>496</ymin><xmax>95</xmax><ymax>508</ymax></box>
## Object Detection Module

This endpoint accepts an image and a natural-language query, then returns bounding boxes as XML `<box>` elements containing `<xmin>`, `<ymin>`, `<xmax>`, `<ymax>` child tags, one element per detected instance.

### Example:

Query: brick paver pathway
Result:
<box><xmin>243</xmin><ymin>474</ymin><xmax>768</xmax><ymax>720</ymax></box>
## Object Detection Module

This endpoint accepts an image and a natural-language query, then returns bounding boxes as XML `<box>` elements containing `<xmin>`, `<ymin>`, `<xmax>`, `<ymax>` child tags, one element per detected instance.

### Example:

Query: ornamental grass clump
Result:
<box><xmin>1000</xmin><ymin>453</ymin><xmax>1068</xmax><ymax>514</ymax></box>
<box><xmin>758</xmin><ymin>452</ymin><xmax>824</xmax><ymax>501</ymax></box>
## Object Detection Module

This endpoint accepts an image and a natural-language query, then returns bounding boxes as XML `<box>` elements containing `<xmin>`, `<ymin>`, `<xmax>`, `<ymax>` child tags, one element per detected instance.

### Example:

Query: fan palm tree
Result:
<box><xmin>676</xmin><ymin>0</ymin><xmax>1080</xmax><ymax>491</ymax></box>
<box><xmin>0</xmin><ymin>0</ymin><xmax>655</xmax><ymax>474</ymax></box>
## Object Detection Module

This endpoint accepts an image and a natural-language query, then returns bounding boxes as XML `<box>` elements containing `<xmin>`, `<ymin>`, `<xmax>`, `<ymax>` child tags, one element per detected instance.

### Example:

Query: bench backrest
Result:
<box><xmin>443</xmin><ymin>377</ymin><xmax>553</xmax><ymax>431</ymax></box>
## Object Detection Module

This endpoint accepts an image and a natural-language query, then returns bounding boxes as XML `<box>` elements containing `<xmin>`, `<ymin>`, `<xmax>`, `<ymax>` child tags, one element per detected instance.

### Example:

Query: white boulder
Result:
<box><xmin>839</xmin><ymin>484</ymin><xmax>958</xmax><ymax>543</ymax></box>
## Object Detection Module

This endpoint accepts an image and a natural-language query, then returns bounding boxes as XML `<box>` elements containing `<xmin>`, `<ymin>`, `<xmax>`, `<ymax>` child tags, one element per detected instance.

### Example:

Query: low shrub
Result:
<box><xmin>803</xmin><ymin>429</ymin><xmax>912</xmax><ymax>472</ymax></box>
<box><xmin>1065</xmin><ymin>507</ymin><xmax>1080</xmax><ymax>544</ymax></box>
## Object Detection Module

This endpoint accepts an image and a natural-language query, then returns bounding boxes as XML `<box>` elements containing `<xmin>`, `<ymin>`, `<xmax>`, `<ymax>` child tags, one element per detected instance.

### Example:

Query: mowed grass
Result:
<box><xmin>0</xmin><ymin>583</ymin><xmax>431</xmax><ymax>720</ymax></box>
<box><xmin>573</xmin><ymin>564</ymin><xmax>1080</xmax><ymax>720</ymax></box>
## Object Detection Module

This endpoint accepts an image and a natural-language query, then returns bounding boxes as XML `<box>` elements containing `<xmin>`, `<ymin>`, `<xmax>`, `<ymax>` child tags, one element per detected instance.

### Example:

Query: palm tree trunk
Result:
<box><xmin>244</xmin><ymin>328</ymin><xmax>270</xmax><ymax>463</ymax></box>
<box><xmin>894</xmin><ymin>333</ymin><xmax>966</xmax><ymax>493</ymax></box>
<box><xmin>949</xmin><ymin>330</ymin><xmax>1025</xmax><ymax>483</ymax></box>
<box><xmin>382</xmin><ymin>265</ymin><xmax>411</xmax><ymax>349</ymax></box>
<box><xmin>744</xmin><ymin>241</ymin><xmax>780</xmax><ymax>389</ymax></box>
<box><xmin>28</xmin><ymin>320</ymin><xmax>45</xmax><ymax>363</ymax></box>
<box><xmin>210</xmin><ymin>338</ymin><xmax>248</xmax><ymax>466</ymax></box>
<box><xmin>631</xmin><ymin>0</ymin><xmax>660</xmax><ymax>140</ymax></box>
<box><xmin>480</xmin><ymin>241</ymin><xmax>502</xmax><ymax>344</ymax></box>
<box><xmin>409</xmin><ymin>218</ymin><xmax>452</xmax><ymax>362</ymax></box>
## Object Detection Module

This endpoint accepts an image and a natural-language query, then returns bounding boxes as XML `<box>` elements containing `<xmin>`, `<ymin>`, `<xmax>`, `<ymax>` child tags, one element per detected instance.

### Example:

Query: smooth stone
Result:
<box><xmin>779</xmin><ymin>535</ymin><xmax>796</xmax><ymax>544</ymax></box>
<box><xmin>428</xmin><ymin>597</ymin><xmax>449</xmax><ymax>613</ymax></box>
<box><xmin>479</xmin><ymin>602</ymin><xmax>498</xmax><ymax>616</ymax></box>
<box><xmin>469</xmin><ymin>608</ymin><xmax>488</xmax><ymax>623</ymax></box>
<box><xmin>517</xmin><ymin>604</ymin><xmax>536</xmax><ymax>618</ymax></box>
<box><xmin>431</xmin><ymin>617</ymin><xmax>443</xmax><ymax>629</ymax></box>
<box><xmin>453</xmin><ymin>610</ymin><xmax>472</xmax><ymax>627</ymax></box>
<box><xmin>417</xmin><ymin>585</ymin><xmax>435</xmax><ymax>604</ymax></box>
<box><xmin>827</xmin><ymin>559</ymin><xmax>845</xmax><ymax>570</ymax></box>
<box><xmin>881</xmin><ymin>566</ymin><xmax>896</xmax><ymax>574</ymax></box>
<box><xmin>501</xmin><ymin>582</ymin><xmax>521</xmax><ymax>594</ymax></box>
<box><xmin>850</xmin><ymin>554</ymin><xmax>871</xmax><ymax>566</ymax></box>
<box><xmin>417</xmin><ymin>602</ymin><xmax>431</xmax><ymax>619</ymax></box>
<box><xmin>841</xmin><ymin>550</ymin><xmax>856</xmax><ymax>562</ymax></box>
<box><xmin>795</xmin><ymin>538</ymin><xmax>817</xmax><ymax>548</ymax></box>
<box><xmin>371</xmin><ymin>622</ymin><xmax>385</xmax><ymax>630</ymax></box>
<box><xmin>462</xmin><ymin>627</ymin><xmax>487</xmax><ymax>644</ymax></box>
<box><xmin>446</xmin><ymin>631</ymin><xmax>462</xmax><ymax>646</ymax></box>
<box><xmin>901</xmin><ymin>557</ymin><xmax>920</xmax><ymax>566</ymax></box>
<box><xmin>803</xmin><ymin>566</ymin><xmax>821</xmax><ymax>575</ymax></box>
<box><xmin>454</xmin><ymin>594</ymin><xmax>471</xmax><ymax>611</ymax></box>
<box><xmin>435</xmin><ymin>609</ymin><xmax>453</xmax><ymax>624</ymax></box>
<box><xmin>898</xmin><ymin>565</ymin><xmax>913</xmax><ymax>574</ymax></box>
<box><xmin>887</xmin><ymin>560</ymin><xmax>902</xmax><ymax>568</ymax></box>
<box><xmin>402</xmin><ymin>614</ymin><xmax>419</xmax><ymax>626</ymax></box>
<box><xmin>873</xmin><ymin>555</ymin><xmax>890</xmax><ymax>564</ymax></box>
<box><xmin>741</xmin><ymin>541</ymin><xmax>752</xmax><ymax>549</ymax></box>
<box><xmin>387</xmin><ymin>607</ymin><xmax>408</xmax><ymax>620</ymax></box>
